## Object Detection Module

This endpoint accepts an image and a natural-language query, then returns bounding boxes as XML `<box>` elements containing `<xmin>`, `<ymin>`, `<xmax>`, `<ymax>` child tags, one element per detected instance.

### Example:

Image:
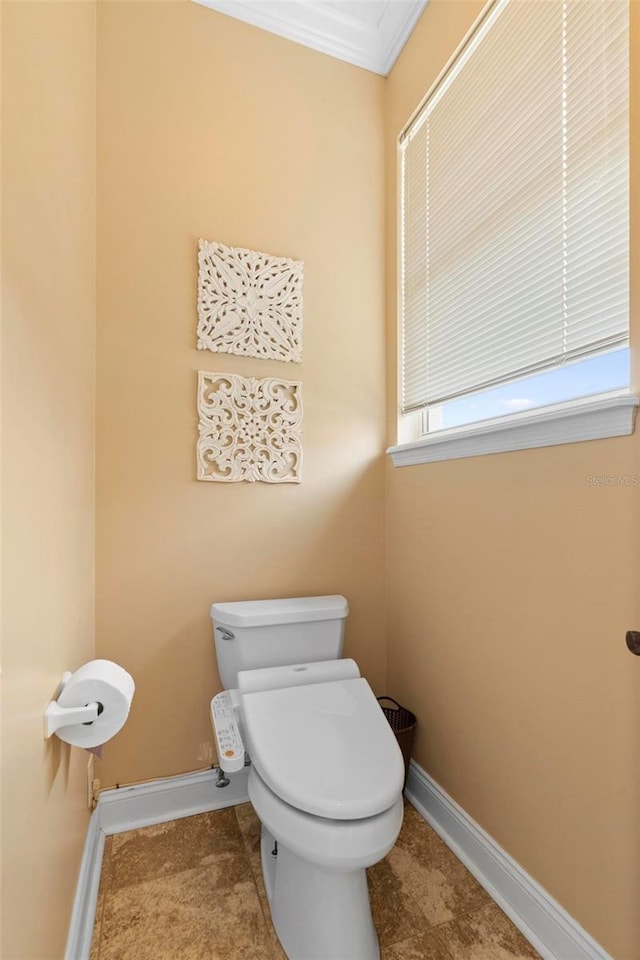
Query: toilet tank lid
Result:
<box><xmin>210</xmin><ymin>595</ymin><xmax>348</xmax><ymax>628</ymax></box>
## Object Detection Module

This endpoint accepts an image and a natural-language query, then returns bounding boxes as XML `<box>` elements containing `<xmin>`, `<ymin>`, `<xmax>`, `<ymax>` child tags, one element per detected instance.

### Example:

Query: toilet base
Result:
<box><xmin>261</xmin><ymin>824</ymin><xmax>379</xmax><ymax>960</ymax></box>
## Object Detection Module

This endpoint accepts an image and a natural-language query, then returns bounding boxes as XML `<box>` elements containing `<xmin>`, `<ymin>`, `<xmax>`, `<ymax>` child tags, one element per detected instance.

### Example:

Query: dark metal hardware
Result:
<box><xmin>625</xmin><ymin>631</ymin><xmax>640</xmax><ymax>655</ymax></box>
<box><xmin>82</xmin><ymin>701</ymin><xmax>104</xmax><ymax>725</ymax></box>
<box><xmin>215</xmin><ymin>767</ymin><xmax>230</xmax><ymax>788</ymax></box>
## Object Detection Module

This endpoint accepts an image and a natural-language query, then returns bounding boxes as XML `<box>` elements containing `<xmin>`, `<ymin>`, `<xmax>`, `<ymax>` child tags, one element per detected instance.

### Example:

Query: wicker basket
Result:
<box><xmin>377</xmin><ymin>697</ymin><xmax>416</xmax><ymax>790</ymax></box>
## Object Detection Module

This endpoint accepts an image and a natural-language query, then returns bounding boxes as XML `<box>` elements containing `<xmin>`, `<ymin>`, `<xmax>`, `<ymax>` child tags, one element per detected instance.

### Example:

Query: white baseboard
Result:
<box><xmin>405</xmin><ymin>760</ymin><xmax>613</xmax><ymax>960</ymax></box>
<box><xmin>65</xmin><ymin>766</ymin><xmax>249</xmax><ymax>960</ymax></box>
<box><xmin>98</xmin><ymin>766</ymin><xmax>249</xmax><ymax>835</ymax></box>
<box><xmin>65</xmin><ymin>809</ymin><xmax>104</xmax><ymax>960</ymax></box>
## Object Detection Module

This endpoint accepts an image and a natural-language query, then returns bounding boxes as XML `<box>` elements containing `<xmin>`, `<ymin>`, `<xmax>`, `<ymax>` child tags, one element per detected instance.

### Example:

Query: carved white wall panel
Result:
<box><xmin>197</xmin><ymin>372</ymin><xmax>303</xmax><ymax>483</ymax></box>
<box><xmin>197</xmin><ymin>239</ymin><xmax>303</xmax><ymax>363</ymax></box>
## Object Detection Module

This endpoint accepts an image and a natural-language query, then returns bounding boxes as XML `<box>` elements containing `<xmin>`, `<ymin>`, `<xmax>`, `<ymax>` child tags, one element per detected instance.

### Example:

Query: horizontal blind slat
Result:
<box><xmin>401</xmin><ymin>0</ymin><xmax>629</xmax><ymax>414</ymax></box>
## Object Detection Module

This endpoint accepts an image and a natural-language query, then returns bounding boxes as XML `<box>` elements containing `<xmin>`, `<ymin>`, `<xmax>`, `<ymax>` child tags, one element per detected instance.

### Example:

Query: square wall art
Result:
<box><xmin>197</xmin><ymin>239</ymin><xmax>303</xmax><ymax>362</ymax></box>
<box><xmin>197</xmin><ymin>372</ymin><xmax>303</xmax><ymax>483</ymax></box>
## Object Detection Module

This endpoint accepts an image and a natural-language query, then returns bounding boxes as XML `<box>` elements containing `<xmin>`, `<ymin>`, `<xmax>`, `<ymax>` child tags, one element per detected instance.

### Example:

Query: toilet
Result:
<box><xmin>210</xmin><ymin>595</ymin><xmax>405</xmax><ymax>960</ymax></box>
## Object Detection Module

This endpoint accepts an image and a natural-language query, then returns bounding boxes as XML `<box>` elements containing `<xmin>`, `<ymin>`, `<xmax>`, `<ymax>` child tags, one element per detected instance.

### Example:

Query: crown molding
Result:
<box><xmin>191</xmin><ymin>0</ymin><xmax>428</xmax><ymax>76</ymax></box>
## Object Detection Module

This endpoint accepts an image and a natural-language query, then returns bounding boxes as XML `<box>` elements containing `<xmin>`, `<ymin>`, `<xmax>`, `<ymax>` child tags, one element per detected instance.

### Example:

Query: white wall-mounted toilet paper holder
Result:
<box><xmin>44</xmin><ymin>672</ymin><xmax>99</xmax><ymax>739</ymax></box>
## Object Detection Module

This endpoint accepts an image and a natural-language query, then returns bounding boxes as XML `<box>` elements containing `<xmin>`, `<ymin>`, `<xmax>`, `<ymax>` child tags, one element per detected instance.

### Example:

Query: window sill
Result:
<box><xmin>387</xmin><ymin>392</ymin><xmax>639</xmax><ymax>467</ymax></box>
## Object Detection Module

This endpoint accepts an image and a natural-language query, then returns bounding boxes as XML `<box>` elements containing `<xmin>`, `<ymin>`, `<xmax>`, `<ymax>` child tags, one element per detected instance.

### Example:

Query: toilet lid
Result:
<box><xmin>241</xmin><ymin>677</ymin><xmax>405</xmax><ymax>820</ymax></box>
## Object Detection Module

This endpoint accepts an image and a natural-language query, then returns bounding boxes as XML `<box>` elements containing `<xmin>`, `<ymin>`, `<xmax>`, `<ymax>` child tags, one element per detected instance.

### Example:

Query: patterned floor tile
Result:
<box><xmin>437</xmin><ymin>901</ymin><xmax>541</xmax><ymax>960</ymax></box>
<box><xmin>387</xmin><ymin>804</ymin><xmax>492</xmax><ymax>926</ymax></box>
<box><xmin>109</xmin><ymin>807</ymin><xmax>246</xmax><ymax>891</ymax></box>
<box><xmin>91</xmin><ymin>802</ymin><xmax>541</xmax><ymax>960</ymax></box>
<box><xmin>368</xmin><ymin>856</ymin><xmax>429</xmax><ymax>947</ymax></box>
<box><xmin>235</xmin><ymin>801</ymin><xmax>261</xmax><ymax>858</ymax></box>
<box><xmin>381</xmin><ymin>929</ymin><xmax>453</xmax><ymax>960</ymax></box>
<box><xmin>98</xmin><ymin>864</ymin><xmax>274</xmax><ymax>960</ymax></box>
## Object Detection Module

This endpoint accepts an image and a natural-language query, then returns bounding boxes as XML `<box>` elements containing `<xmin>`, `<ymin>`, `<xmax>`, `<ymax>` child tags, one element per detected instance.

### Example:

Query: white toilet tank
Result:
<box><xmin>211</xmin><ymin>595</ymin><xmax>349</xmax><ymax>689</ymax></box>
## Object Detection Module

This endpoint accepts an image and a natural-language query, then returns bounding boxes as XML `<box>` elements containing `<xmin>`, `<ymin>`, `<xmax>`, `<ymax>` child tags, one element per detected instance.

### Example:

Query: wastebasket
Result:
<box><xmin>377</xmin><ymin>697</ymin><xmax>416</xmax><ymax>790</ymax></box>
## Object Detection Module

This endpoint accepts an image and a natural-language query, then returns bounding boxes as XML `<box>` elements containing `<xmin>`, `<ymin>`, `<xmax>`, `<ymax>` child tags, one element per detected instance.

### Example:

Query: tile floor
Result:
<box><xmin>90</xmin><ymin>800</ymin><xmax>541</xmax><ymax>960</ymax></box>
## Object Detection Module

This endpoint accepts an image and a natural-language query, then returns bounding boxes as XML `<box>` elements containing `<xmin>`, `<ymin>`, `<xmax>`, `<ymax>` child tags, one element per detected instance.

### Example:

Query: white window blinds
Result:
<box><xmin>400</xmin><ymin>0</ymin><xmax>629</xmax><ymax>414</ymax></box>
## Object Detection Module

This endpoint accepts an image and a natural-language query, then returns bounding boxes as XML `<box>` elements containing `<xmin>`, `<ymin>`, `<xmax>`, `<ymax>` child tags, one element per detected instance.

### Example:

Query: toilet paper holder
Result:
<box><xmin>44</xmin><ymin>672</ymin><xmax>100</xmax><ymax>739</ymax></box>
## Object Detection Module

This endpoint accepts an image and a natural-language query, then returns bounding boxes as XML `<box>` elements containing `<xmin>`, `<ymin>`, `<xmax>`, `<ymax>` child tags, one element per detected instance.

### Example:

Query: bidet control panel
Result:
<box><xmin>211</xmin><ymin>691</ymin><xmax>245</xmax><ymax>774</ymax></box>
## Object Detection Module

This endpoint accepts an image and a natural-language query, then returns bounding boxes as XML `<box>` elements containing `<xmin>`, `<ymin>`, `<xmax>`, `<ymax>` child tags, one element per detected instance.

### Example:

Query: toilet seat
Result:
<box><xmin>248</xmin><ymin>766</ymin><xmax>404</xmax><ymax>872</ymax></box>
<box><xmin>241</xmin><ymin>676</ymin><xmax>405</xmax><ymax>820</ymax></box>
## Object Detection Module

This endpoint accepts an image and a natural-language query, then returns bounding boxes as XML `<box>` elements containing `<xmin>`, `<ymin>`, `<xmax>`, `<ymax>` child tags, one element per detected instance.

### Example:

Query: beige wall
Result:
<box><xmin>384</xmin><ymin>3</ymin><xmax>640</xmax><ymax>958</ymax></box>
<box><xmin>1</xmin><ymin>2</ymin><xmax>97</xmax><ymax>958</ymax></box>
<box><xmin>1</xmin><ymin>3</ymin><xmax>635</xmax><ymax>957</ymax></box>
<box><xmin>95</xmin><ymin>1</ymin><xmax>386</xmax><ymax>788</ymax></box>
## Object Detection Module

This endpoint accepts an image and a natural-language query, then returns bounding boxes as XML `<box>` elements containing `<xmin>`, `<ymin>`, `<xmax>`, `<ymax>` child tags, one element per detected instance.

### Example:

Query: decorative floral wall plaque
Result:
<box><xmin>197</xmin><ymin>372</ymin><xmax>303</xmax><ymax>483</ymax></box>
<box><xmin>197</xmin><ymin>239</ymin><xmax>303</xmax><ymax>363</ymax></box>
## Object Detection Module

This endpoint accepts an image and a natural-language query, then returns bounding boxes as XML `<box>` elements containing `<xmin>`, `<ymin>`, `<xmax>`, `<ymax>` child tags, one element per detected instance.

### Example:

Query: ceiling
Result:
<box><xmin>192</xmin><ymin>0</ymin><xmax>428</xmax><ymax>76</ymax></box>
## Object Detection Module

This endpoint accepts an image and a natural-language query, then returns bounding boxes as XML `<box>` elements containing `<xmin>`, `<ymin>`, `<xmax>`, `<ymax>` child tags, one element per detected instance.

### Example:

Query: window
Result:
<box><xmin>396</xmin><ymin>0</ymin><xmax>632</xmax><ymax>459</ymax></box>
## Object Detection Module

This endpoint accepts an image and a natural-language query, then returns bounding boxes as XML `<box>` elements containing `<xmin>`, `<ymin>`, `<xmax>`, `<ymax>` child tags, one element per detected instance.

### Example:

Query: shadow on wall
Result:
<box><xmin>44</xmin><ymin>726</ymin><xmax>72</xmax><ymax>796</ymax></box>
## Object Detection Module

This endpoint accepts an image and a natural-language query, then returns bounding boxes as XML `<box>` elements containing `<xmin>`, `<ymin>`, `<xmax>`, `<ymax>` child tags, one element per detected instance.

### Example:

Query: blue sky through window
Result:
<box><xmin>437</xmin><ymin>349</ymin><xmax>630</xmax><ymax>430</ymax></box>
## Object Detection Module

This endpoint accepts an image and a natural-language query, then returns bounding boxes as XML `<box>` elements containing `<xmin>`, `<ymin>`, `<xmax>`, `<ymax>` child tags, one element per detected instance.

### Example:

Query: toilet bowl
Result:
<box><xmin>237</xmin><ymin>667</ymin><xmax>405</xmax><ymax>960</ymax></box>
<box><xmin>209</xmin><ymin>596</ymin><xmax>406</xmax><ymax>960</ymax></box>
<box><xmin>250</xmin><ymin>768</ymin><xmax>404</xmax><ymax>960</ymax></box>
